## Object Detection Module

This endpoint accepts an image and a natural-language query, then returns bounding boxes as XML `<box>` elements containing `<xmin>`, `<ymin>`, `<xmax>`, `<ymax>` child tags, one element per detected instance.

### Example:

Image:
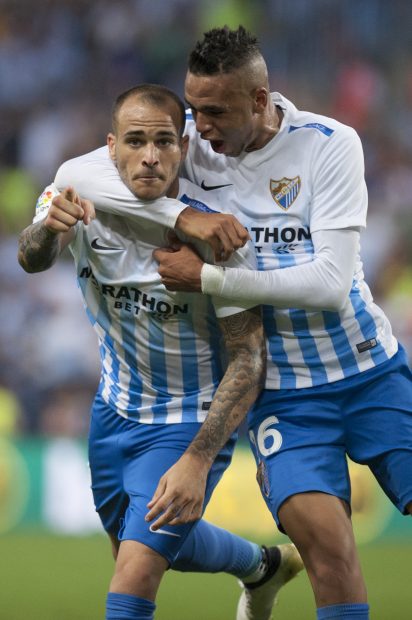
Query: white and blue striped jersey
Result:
<box><xmin>34</xmin><ymin>176</ymin><xmax>256</xmax><ymax>423</ymax></box>
<box><xmin>183</xmin><ymin>93</ymin><xmax>398</xmax><ymax>389</ymax></box>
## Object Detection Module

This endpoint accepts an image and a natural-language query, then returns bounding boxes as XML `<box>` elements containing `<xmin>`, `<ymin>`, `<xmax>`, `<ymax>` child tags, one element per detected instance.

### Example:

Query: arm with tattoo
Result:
<box><xmin>18</xmin><ymin>221</ymin><xmax>64</xmax><ymax>273</ymax></box>
<box><xmin>18</xmin><ymin>187</ymin><xmax>95</xmax><ymax>273</ymax></box>
<box><xmin>186</xmin><ymin>306</ymin><xmax>266</xmax><ymax>464</ymax></box>
<box><xmin>146</xmin><ymin>305</ymin><xmax>266</xmax><ymax>529</ymax></box>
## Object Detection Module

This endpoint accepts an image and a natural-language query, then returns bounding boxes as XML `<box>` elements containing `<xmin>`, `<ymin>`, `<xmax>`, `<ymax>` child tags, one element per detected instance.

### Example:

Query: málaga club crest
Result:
<box><xmin>270</xmin><ymin>176</ymin><xmax>301</xmax><ymax>210</ymax></box>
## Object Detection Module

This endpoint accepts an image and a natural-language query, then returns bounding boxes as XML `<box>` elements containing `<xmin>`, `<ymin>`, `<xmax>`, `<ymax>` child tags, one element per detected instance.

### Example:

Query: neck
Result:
<box><xmin>246</xmin><ymin>102</ymin><xmax>283</xmax><ymax>152</ymax></box>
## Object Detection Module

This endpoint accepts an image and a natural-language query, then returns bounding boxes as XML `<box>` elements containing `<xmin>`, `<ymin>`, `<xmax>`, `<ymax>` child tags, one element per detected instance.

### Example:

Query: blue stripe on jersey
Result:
<box><xmin>277</xmin><ymin>250</ymin><xmax>327</xmax><ymax>384</ymax></box>
<box><xmin>85</xmin><ymin>306</ymin><xmax>96</xmax><ymax>327</ymax></box>
<box><xmin>349</xmin><ymin>284</ymin><xmax>389</xmax><ymax>364</ymax></box>
<box><xmin>288</xmin><ymin>308</ymin><xmax>328</xmax><ymax>384</ymax></box>
<box><xmin>178</xmin><ymin>313</ymin><xmax>201</xmax><ymax>423</ymax></box>
<box><xmin>322</xmin><ymin>309</ymin><xmax>359</xmax><ymax>377</ymax></box>
<box><xmin>262</xmin><ymin>305</ymin><xmax>296</xmax><ymax>389</ymax></box>
<box><xmin>118</xmin><ymin>306</ymin><xmax>143</xmax><ymax>415</ymax></box>
<box><xmin>78</xmin><ymin>276</ymin><xmax>122</xmax><ymax>404</ymax></box>
<box><xmin>101</xmin><ymin>330</ymin><xmax>123</xmax><ymax>403</ymax></box>
<box><xmin>147</xmin><ymin>319</ymin><xmax>173</xmax><ymax>423</ymax></box>
<box><xmin>284</xmin><ymin>243</ymin><xmax>328</xmax><ymax>383</ymax></box>
<box><xmin>256</xmin><ymin>254</ymin><xmax>296</xmax><ymax>389</ymax></box>
<box><xmin>288</xmin><ymin>123</ymin><xmax>334</xmax><ymax>137</ymax></box>
<box><xmin>185</xmin><ymin>111</ymin><xmax>193</xmax><ymax>121</ymax></box>
<box><xmin>204</xmin><ymin>296</ymin><xmax>224</xmax><ymax>386</ymax></box>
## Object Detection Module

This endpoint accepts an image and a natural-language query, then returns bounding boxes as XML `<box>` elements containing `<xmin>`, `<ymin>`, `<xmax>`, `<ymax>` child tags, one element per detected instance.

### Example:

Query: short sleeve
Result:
<box><xmin>310</xmin><ymin>127</ymin><xmax>368</xmax><ymax>233</ymax></box>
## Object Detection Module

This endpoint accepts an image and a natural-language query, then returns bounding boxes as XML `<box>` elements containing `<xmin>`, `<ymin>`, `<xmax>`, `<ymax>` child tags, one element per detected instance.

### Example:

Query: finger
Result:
<box><xmin>81</xmin><ymin>199</ymin><xmax>96</xmax><ymax>225</ymax></box>
<box><xmin>165</xmin><ymin>502</ymin><xmax>202</xmax><ymax>526</ymax></box>
<box><xmin>52</xmin><ymin>194</ymin><xmax>84</xmax><ymax>221</ymax></box>
<box><xmin>232</xmin><ymin>219</ymin><xmax>250</xmax><ymax>244</ymax></box>
<box><xmin>210</xmin><ymin>228</ymin><xmax>233</xmax><ymax>262</ymax></box>
<box><xmin>221</xmin><ymin>219</ymin><xmax>250</xmax><ymax>251</ymax></box>
<box><xmin>145</xmin><ymin>496</ymin><xmax>171</xmax><ymax>523</ymax></box>
<box><xmin>161</xmin><ymin>279</ymin><xmax>182</xmax><ymax>291</ymax></box>
<box><xmin>46</xmin><ymin>208</ymin><xmax>79</xmax><ymax>231</ymax></box>
<box><xmin>148</xmin><ymin>505</ymin><xmax>180</xmax><ymax>530</ymax></box>
<box><xmin>149</xmin><ymin>501</ymin><xmax>188</xmax><ymax>530</ymax></box>
<box><xmin>215</xmin><ymin>243</ymin><xmax>233</xmax><ymax>262</ymax></box>
<box><xmin>153</xmin><ymin>247</ymin><xmax>176</xmax><ymax>262</ymax></box>
<box><xmin>146</xmin><ymin>478</ymin><xmax>167</xmax><ymax>511</ymax></box>
<box><xmin>63</xmin><ymin>186</ymin><xmax>73</xmax><ymax>201</ymax></box>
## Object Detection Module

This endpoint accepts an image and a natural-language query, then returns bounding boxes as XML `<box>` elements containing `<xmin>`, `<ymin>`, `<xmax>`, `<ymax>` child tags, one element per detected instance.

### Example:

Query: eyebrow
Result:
<box><xmin>124</xmin><ymin>129</ymin><xmax>178</xmax><ymax>138</ymax></box>
<box><xmin>185</xmin><ymin>101</ymin><xmax>227</xmax><ymax>114</ymax></box>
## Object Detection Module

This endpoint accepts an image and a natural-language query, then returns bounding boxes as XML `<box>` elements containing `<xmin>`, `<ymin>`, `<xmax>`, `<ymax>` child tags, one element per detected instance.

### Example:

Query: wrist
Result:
<box><xmin>183</xmin><ymin>449</ymin><xmax>214</xmax><ymax>470</ymax></box>
<box><xmin>42</xmin><ymin>222</ymin><xmax>61</xmax><ymax>237</ymax></box>
<box><xmin>174</xmin><ymin>206</ymin><xmax>193</xmax><ymax>234</ymax></box>
<box><xmin>201</xmin><ymin>263</ymin><xmax>225</xmax><ymax>295</ymax></box>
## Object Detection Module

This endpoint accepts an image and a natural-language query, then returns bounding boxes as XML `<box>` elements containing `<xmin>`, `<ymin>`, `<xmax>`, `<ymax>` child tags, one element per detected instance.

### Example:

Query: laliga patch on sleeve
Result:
<box><xmin>35</xmin><ymin>183</ymin><xmax>60</xmax><ymax>221</ymax></box>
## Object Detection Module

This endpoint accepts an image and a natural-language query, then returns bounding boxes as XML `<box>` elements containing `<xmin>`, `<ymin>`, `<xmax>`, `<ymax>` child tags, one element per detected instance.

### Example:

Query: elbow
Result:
<box><xmin>17</xmin><ymin>251</ymin><xmax>47</xmax><ymax>274</ymax></box>
<box><xmin>17</xmin><ymin>252</ymin><xmax>33</xmax><ymax>273</ymax></box>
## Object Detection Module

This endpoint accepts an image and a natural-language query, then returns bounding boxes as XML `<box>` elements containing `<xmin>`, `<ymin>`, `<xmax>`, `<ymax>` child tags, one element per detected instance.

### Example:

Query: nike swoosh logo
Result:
<box><xmin>149</xmin><ymin>525</ymin><xmax>181</xmax><ymax>538</ymax></box>
<box><xmin>201</xmin><ymin>181</ymin><xmax>233</xmax><ymax>191</ymax></box>
<box><xmin>91</xmin><ymin>237</ymin><xmax>123</xmax><ymax>251</ymax></box>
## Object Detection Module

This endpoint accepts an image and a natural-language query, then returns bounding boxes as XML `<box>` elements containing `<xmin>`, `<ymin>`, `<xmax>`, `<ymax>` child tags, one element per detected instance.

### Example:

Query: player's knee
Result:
<box><xmin>111</xmin><ymin>541</ymin><xmax>167</xmax><ymax>598</ymax></box>
<box><xmin>111</xmin><ymin>557</ymin><xmax>163</xmax><ymax>599</ymax></box>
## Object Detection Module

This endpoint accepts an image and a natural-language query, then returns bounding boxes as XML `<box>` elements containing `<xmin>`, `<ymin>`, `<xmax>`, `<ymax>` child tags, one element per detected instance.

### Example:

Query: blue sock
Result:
<box><xmin>171</xmin><ymin>519</ymin><xmax>261</xmax><ymax>578</ymax></box>
<box><xmin>106</xmin><ymin>592</ymin><xmax>155</xmax><ymax>620</ymax></box>
<box><xmin>317</xmin><ymin>603</ymin><xmax>370</xmax><ymax>619</ymax></box>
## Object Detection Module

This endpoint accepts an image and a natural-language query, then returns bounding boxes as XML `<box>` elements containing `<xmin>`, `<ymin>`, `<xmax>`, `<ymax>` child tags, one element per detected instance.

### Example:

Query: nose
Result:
<box><xmin>195</xmin><ymin>112</ymin><xmax>213</xmax><ymax>135</ymax></box>
<box><xmin>142</xmin><ymin>143</ymin><xmax>159</xmax><ymax>167</ymax></box>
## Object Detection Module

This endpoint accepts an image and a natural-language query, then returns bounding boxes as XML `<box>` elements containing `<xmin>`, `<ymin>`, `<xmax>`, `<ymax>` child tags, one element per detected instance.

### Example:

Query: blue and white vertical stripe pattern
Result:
<box><xmin>242</xmin><ymin>213</ymin><xmax>397</xmax><ymax>390</ymax></box>
<box><xmin>70</xmin><ymin>210</ymin><xmax>224</xmax><ymax>424</ymax></box>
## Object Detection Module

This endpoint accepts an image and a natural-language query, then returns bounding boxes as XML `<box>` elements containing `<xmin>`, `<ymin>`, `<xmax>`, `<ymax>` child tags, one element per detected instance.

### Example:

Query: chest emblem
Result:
<box><xmin>270</xmin><ymin>176</ymin><xmax>301</xmax><ymax>210</ymax></box>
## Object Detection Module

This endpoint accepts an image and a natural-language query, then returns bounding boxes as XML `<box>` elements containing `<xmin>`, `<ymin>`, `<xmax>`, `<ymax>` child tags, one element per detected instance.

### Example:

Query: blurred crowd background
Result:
<box><xmin>2</xmin><ymin>0</ymin><xmax>412</xmax><ymax>438</ymax></box>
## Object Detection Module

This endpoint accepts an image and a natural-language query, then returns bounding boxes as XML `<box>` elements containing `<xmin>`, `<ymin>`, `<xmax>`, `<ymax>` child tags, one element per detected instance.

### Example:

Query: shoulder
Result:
<box><xmin>54</xmin><ymin>146</ymin><xmax>112</xmax><ymax>188</ymax></box>
<box><xmin>276</xmin><ymin>92</ymin><xmax>360</xmax><ymax>146</ymax></box>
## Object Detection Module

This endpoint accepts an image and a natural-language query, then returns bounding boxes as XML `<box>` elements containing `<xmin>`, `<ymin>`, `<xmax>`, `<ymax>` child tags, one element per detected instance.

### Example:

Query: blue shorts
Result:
<box><xmin>248</xmin><ymin>346</ymin><xmax>412</xmax><ymax>528</ymax></box>
<box><xmin>89</xmin><ymin>393</ymin><xmax>236</xmax><ymax>564</ymax></box>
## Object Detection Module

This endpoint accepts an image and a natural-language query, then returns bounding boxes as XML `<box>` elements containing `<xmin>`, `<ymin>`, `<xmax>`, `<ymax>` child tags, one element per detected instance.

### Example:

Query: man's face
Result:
<box><xmin>108</xmin><ymin>97</ymin><xmax>187</xmax><ymax>200</ymax></box>
<box><xmin>185</xmin><ymin>70</ymin><xmax>258</xmax><ymax>157</ymax></box>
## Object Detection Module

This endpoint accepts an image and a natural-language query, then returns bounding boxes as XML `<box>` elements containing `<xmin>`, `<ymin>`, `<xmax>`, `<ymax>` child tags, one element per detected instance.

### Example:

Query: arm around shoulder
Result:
<box><xmin>201</xmin><ymin>229</ymin><xmax>360</xmax><ymax>311</ymax></box>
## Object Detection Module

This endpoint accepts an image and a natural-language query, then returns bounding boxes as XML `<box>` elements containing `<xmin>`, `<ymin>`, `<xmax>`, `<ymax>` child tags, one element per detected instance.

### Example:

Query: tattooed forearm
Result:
<box><xmin>186</xmin><ymin>306</ymin><xmax>266</xmax><ymax>465</ymax></box>
<box><xmin>18</xmin><ymin>222</ymin><xmax>61</xmax><ymax>273</ymax></box>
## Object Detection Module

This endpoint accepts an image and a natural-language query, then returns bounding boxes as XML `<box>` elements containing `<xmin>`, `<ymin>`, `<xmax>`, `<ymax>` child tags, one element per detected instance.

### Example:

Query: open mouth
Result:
<box><xmin>210</xmin><ymin>140</ymin><xmax>225</xmax><ymax>153</ymax></box>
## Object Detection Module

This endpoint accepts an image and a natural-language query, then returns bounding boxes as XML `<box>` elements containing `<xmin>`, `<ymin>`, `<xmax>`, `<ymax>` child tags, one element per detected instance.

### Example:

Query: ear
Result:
<box><xmin>107</xmin><ymin>133</ymin><xmax>116</xmax><ymax>162</ymax></box>
<box><xmin>253</xmin><ymin>87</ymin><xmax>269</xmax><ymax>114</ymax></box>
<box><xmin>180</xmin><ymin>134</ymin><xmax>189</xmax><ymax>163</ymax></box>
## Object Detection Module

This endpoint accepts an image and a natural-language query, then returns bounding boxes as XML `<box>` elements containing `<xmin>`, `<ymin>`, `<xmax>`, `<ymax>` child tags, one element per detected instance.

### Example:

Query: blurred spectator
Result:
<box><xmin>0</xmin><ymin>385</ymin><xmax>21</xmax><ymax>436</ymax></box>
